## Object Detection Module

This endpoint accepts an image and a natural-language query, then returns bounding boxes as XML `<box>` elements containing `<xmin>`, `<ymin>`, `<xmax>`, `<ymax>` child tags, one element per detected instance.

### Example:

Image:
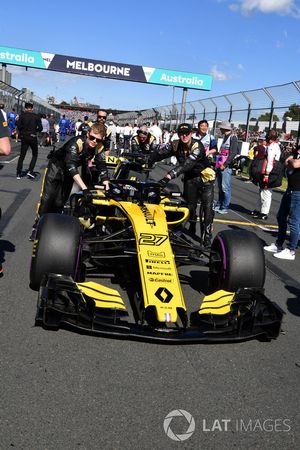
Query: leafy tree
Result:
<box><xmin>257</xmin><ymin>112</ymin><xmax>279</xmax><ymax>121</ymax></box>
<box><xmin>250</xmin><ymin>117</ymin><xmax>257</xmax><ymax>121</ymax></box>
<box><xmin>282</xmin><ymin>103</ymin><xmax>300</xmax><ymax>120</ymax></box>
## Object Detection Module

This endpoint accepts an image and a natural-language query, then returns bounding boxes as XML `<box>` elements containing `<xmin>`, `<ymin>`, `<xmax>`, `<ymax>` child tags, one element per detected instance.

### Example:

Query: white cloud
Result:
<box><xmin>237</xmin><ymin>63</ymin><xmax>245</xmax><ymax>70</ymax></box>
<box><xmin>229</xmin><ymin>0</ymin><xmax>300</xmax><ymax>18</ymax></box>
<box><xmin>211</xmin><ymin>65</ymin><xmax>231</xmax><ymax>80</ymax></box>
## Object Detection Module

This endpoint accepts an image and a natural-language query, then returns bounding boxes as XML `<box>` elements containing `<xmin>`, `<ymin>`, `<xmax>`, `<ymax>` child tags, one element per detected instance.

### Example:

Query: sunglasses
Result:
<box><xmin>89</xmin><ymin>134</ymin><xmax>103</xmax><ymax>143</ymax></box>
<box><xmin>179</xmin><ymin>132</ymin><xmax>191</xmax><ymax>137</ymax></box>
<box><xmin>97</xmin><ymin>115</ymin><xmax>107</xmax><ymax>120</ymax></box>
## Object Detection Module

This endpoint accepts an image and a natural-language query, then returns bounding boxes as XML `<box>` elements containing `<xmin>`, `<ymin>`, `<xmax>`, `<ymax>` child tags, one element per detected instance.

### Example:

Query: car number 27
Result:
<box><xmin>138</xmin><ymin>233</ymin><xmax>168</xmax><ymax>246</ymax></box>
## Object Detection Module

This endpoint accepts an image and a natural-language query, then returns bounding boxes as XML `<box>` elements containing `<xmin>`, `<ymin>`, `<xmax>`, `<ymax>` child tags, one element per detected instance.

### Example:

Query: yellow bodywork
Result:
<box><xmin>119</xmin><ymin>201</ymin><xmax>187</xmax><ymax>323</ymax></box>
<box><xmin>198</xmin><ymin>290</ymin><xmax>235</xmax><ymax>315</ymax></box>
<box><xmin>78</xmin><ymin>190</ymin><xmax>190</xmax><ymax>323</ymax></box>
<box><xmin>77</xmin><ymin>281</ymin><xmax>126</xmax><ymax>310</ymax></box>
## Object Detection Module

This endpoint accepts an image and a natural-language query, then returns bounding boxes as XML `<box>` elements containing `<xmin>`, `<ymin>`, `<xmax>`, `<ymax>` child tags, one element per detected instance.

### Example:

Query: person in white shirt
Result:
<box><xmin>254</xmin><ymin>130</ymin><xmax>281</xmax><ymax>220</ymax></box>
<box><xmin>123</xmin><ymin>123</ymin><xmax>132</xmax><ymax>150</ymax></box>
<box><xmin>75</xmin><ymin>119</ymin><xmax>82</xmax><ymax>136</ymax></box>
<box><xmin>149</xmin><ymin>120</ymin><xmax>162</xmax><ymax>145</ymax></box>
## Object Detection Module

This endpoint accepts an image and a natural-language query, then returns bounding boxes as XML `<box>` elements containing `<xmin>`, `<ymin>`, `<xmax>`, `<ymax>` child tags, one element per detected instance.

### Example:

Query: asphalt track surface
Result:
<box><xmin>0</xmin><ymin>140</ymin><xmax>299</xmax><ymax>450</ymax></box>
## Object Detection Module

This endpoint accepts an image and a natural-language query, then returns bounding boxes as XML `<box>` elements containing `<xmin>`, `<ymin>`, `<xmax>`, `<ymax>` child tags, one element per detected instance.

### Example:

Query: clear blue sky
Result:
<box><xmin>1</xmin><ymin>0</ymin><xmax>300</xmax><ymax>111</ymax></box>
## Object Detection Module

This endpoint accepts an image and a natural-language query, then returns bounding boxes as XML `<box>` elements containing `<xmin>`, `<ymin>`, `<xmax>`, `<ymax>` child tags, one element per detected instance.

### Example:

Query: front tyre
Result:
<box><xmin>30</xmin><ymin>213</ymin><xmax>82</xmax><ymax>291</ymax></box>
<box><xmin>209</xmin><ymin>229</ymin><xmax>265</xmax><ymax>292</ymax></box>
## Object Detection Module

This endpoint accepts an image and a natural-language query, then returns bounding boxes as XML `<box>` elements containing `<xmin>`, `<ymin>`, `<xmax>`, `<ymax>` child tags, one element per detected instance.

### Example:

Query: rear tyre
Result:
<box><xmin>209</xmin><ymin>229</ymin><xmax>265</xmax><ymax>291</ymax></box>
<box><xmin>30</xmin><ymin>213</ymin><xmax>82</xmax><ymax>291</ymax></box>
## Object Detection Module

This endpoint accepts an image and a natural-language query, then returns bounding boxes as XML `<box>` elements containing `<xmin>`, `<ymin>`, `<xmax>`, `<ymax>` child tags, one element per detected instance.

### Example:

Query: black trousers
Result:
<box><xmin>183</xmin><ymin>178</ymin><xmax>215</xmax><ymax>243</ymax></box>
<box><xmin>17</xmin><ymin>136</ymin><xmax>38</xmax><ymax>174</ymax></box>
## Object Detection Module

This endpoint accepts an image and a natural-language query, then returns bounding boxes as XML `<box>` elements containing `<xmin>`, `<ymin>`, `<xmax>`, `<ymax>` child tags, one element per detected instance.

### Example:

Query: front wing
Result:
<box><xmin>36</xmin><ymin>274</ymin><xmax>283</xmax><ymax>343</ymax></box>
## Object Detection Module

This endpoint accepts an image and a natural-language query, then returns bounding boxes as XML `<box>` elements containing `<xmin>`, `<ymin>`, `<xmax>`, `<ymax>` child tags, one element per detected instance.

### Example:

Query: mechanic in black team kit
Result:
<box><xmin>29</xmin><ymin>123</ymin><xmax>109</xmax><ymax>240</ymax></box>
<box><xmin>130</xmin><ymin>125</ymin><xmax>158</xmax><ymax>154</ymax></box>
<box><xmin>16</xmin><ymin>102</ymin><xmax>43</xmax><ymax>179</ymax></box>
<box><xmin>152</xmin><ymin>123</ymin><xmax>215</xmax><ymax>248</ymax></box>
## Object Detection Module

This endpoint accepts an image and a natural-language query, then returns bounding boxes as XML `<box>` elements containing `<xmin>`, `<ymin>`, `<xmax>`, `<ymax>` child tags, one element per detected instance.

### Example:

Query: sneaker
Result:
<box><xmin>29</xmin><ymin>227</ymin><xmax>37</xmax><ymax>241</ymax></box>
<box><xmin>274</xmin><ymin>248</ymin><xmax>295</xmax><ymax>260</ymax></box>
<box><xmin>216</xmin><ymin>208</ymin><xmax>228</xmax><ymax>215</ymax></box>
<box><xmin>250</xmin><ymin>210</ymin><xmax>259</xmax><ymax>216</ymax></box>
<box><xmin>27</xmin><ymin>172</ymin><xmax>36</xmax><ymax>179</ymax></box>
<box><xmin>16</xmin><ymin>173</ymin><xmax>21</xmax><ymax>179</ymax></box>
<box><xmin>258</xmin><ymin>213</ymin><xmax>268</xmax><ymax>220</ymax></box>
<box><xmin>264</xmin><ymin>243</ymin><xmax>282</xmax><ymax>253</ymax></box>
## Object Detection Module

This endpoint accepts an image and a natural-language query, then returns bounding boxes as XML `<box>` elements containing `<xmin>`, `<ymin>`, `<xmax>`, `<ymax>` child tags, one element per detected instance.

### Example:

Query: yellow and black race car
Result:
<box><xmin>29</xmin><ymin>175</ymin><xmax>282</xmax><ymax>343</ymax></box>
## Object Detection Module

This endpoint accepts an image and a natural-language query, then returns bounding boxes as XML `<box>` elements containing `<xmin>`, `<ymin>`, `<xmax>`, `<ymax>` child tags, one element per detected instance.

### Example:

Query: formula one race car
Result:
<box><xmin>29</xmin><ymin>178</ymin><xmax>283</xmax><ymax>343</ymax></box>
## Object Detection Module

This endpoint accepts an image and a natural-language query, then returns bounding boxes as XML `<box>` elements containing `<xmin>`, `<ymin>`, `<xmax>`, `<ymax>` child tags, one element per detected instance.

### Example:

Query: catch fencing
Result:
<box><xmin>115</xmin><ymin>81</ymin><xmax>300</xmax><ymax>142</ymax></box>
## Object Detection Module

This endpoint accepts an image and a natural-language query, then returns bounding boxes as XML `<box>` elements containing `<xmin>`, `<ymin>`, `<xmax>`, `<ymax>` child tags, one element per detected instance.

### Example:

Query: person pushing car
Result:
<box><xmin>30</xmin><ymin>122</ymin><xmax>109</xmax><ymax>241</ymax></box>
<box><xmin>151</xmin><ymin>123</ymin><xmax>215</xmax><ymax>248</ymax></box>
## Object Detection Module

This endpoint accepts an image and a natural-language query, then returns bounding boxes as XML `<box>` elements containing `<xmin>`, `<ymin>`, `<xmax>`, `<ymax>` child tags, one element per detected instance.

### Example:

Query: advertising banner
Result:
<box><xmin>0</xmin><ymin>46</ymin><xmax>213</xmax><ymax>91</ymax></box>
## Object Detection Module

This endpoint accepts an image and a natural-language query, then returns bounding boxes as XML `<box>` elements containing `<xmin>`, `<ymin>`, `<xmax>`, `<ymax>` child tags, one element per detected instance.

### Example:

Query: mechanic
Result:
<box><xmin>16</xmin><ymin>102</ymin><xmax>43</xmax><ymax>179</ymax></box>
<box><xmin>96</xmin><ymin>110</ymin><xmax>111</xmax><ymax>156</ymax></box>
<box><xmin>130</xmin><ymin>125</ymin><xmax>158</xmax><ymax>154</ymax></box>
<box><xmin>264</xmin><ymin>144</ymin><xmax>300</xmax><ymax>260</ymax></box>
<box><xmin>152</xmin><ymin>123</ymin><xmax>215</xmax><ymax>247</ymax></box>
<box><xmin>29</xmin><ymin>122</ymin><xmax>109</xmax><ymax>241</ymax></box>
<box><xmin>214</xmin><ymin>121</ymin><xmax>238</xmax><ymax>214</ymax></box>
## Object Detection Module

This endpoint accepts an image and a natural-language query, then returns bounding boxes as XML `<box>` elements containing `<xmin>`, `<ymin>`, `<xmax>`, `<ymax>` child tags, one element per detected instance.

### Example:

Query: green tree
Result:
<box><xmin>282</xmin><ymin>103</ymin><xmax>300</xmax><ymax>120</ymax></box>
<box><xmin>257</xmin><ymin>112</ymin><xmax>279</xmax><ymax>121</ymax></box>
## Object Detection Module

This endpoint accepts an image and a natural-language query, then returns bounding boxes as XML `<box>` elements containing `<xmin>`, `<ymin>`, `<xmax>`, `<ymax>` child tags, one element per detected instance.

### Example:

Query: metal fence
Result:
<box><xmin>115</xmin><ymin>81</ymin><xmax>300</xmax><ymax>143</ymax></box>
<box><xmin>0</xmin><ymin>81</ymin><xmax>60</xmax><ymax>119</ymax></box>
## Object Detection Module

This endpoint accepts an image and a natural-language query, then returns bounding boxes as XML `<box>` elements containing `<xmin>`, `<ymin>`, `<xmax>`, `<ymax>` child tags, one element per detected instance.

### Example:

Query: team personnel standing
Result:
<box><xmin>48</xmin><ymin>113</ymin><xmax>56</xmax><ymax>146</ymax></box>
<box><xmin>79</xmin><ymin>116</ymin><xmax>91</xmax><ymax>137</ymax></box>
<box><xmin>149</xmin><ymin>120</ymin><xmax>162</xmax><ymax>145</ymax></box>
<box><xmin>264</xmin><ymin>145</ymin><xmax>300</xmax><ymax>260</ymax></box>
<box><xmin>16</xmin><ymin>102</ymin><xmax>43</xmax><ymax>179</ymax></box>
<box><xmin>193</xmin><ymin>120</ymin><xmax>218</xmax><ymax>157</ymax></box>
<box><xmin>152</xmin><ymin>123</ymin><xmax>215</xmax><ymax>247</ymax></box>
<box><xmin>214</xmin><ymin>121</ymin><xmax>238</xmax><ymax>214</ymax></box>
<box><xmin>59</xmin><ymin>115</ymin><xmax>68</xmax><ymax>141</ymax></box>
<box><xmin>30</xmin><ymin>123</ymin><xmax>109</xmax><ymax>240</ymax></box>
<box><xmin>96</xmin><ymin>110</ymin><xmax>111</xmax><ymax>155</ymax></box>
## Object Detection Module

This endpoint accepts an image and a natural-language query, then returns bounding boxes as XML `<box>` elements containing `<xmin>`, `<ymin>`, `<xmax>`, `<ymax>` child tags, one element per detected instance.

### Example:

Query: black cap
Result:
<box><xmin>177</xmin><ymin>123</ymin><xmax>192</xmax><ymax>135</ymax></box>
